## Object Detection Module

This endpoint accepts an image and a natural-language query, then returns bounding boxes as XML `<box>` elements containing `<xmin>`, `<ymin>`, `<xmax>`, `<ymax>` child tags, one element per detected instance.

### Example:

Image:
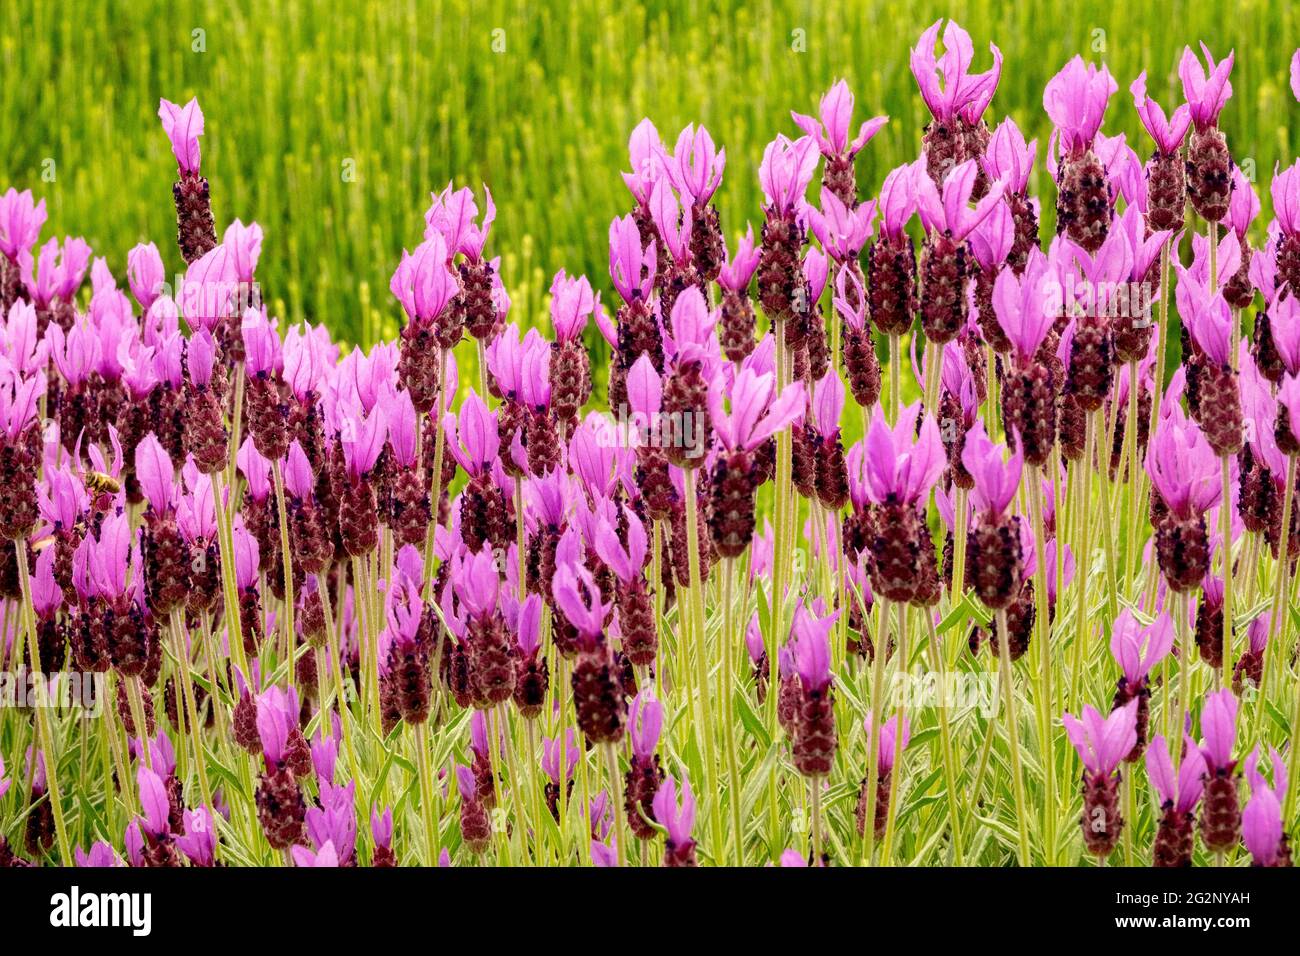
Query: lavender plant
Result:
<box><xmin>2</xmin><ymin>21</ymin><xmax>1300</xmax><ymax>870</ymax></box>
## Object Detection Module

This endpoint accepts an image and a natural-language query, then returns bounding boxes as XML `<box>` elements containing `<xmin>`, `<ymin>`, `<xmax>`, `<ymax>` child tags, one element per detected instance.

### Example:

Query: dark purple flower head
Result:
<box><xmin>1179</xmin><ymin>44</ymin><xmax>1234</xmax><ymax>131</ymax></box>
<box><xmin>910</xmin><ymin>19</ymin><xmax>1003</xmax><ymax>124</ymax></box>
<box><xmin>792</xmin><ymin>79</ymin><xmax>888</xmax><ymax>159</ymax></box>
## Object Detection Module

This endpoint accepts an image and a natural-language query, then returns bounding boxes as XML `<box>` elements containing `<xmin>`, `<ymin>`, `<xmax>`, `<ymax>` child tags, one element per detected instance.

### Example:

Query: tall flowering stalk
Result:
<box><xmin>858</xmin><ymin>401</ymin><xmax>943</xmax><ymax>862</ymax></box>
<box><xmin>1176</xmin><ymin>265</ymin><xmax>1242</xmax><ymax>688</ymax></box>
<box><xmin>1145</xmin><ymin>734</ymin><xmax>1205</xmax><ymax>867</ymax></box>
<box><xmin>7</xmin><ymin>28</ymin><xmax>1300</xmax><ymax>875</ymax></box>
<box><xmin>1063</xmin><ymin>700</ymin><xmax>1138</xmax><ymax>860</ymax></box>
<box><xmin>158</xmin><ymin>98</ymin><xmax>216</xmax><ymax>264</ymax></box>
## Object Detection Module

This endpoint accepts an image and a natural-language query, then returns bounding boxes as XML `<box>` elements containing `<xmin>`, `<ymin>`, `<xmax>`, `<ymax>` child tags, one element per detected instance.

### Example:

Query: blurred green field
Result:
<box><xmin>3</xmin><ymin>0</ymin><xmax>1297</xmax><ymax>353</ymax></box>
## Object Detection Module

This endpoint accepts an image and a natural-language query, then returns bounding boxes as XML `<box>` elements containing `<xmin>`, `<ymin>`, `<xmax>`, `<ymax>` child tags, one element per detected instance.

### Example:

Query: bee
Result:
<box><xmin>83</xmin><ymin>471</ymin><xmax>122</xmax><ymax>496</ymax></box>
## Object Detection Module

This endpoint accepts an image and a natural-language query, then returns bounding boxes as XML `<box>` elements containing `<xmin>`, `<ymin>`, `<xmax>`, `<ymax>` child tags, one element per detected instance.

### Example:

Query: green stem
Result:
<box><xmin>722</xmin><ymin>557</ymin><xmax>745</xmax><ymax>865</ymax></box>
<box><xmin>996</xmin><ymin>608</ymin><xmax>1031</xmax><ymax>867</ymax></box>
<box><xmin>1220</xmin><ymin>455</ymin><xmax>1233</xmax><ymax>690</ymax></box>
<box><xmin>682</xmin><ymin>467</ymin><xmax>724</xmax><ymax>857</ymax></box>
<box><xmin>422</xmin><ymin>349</ymin><xmax>449</xmax><ymax>598</ymax></box>
<box><xmin>270</xmin><ymin>462</ymin><xmax>296</xmax><ymax>684</ymax></box>
<box><xmin>169</xmin><ymin>611</ymin><xmax>212</xmax><ymax>811</ymax></box>
<box><xmin>1028</xmin><ymin>465</ymin><xmax>1056</xmax><ymax>862</ymax></box>
<box><xmin>211</xmin><ymin>469</ymin><xmax>248</xmax><ymax>682</ymax></box>
<box><xmin>414</xmin><ymin>719</ymin><xmax>439</xmax><ymax>865</ymax></box>
<box><xmin>860</xmin><ymin>598</ymin><xmax>891</xmax><ymax>865</ymax></box>
<box><xmin>15</xmin><ymin>537</ymin><xmax>72</xmax><ymax>863</ymax></box>
<box><xmin>604</xmin><ymin>742</ymin><xmax>626</xmax><ymax>867</ymax></box>
<box><xmin>925</xmin><ymin>610</ymin><xmax>964</xmax><ymax>864</ymax></box>
<box><xmin>1264</xmin><ymin>457</ymin><xmax>1295</xmax><ymax>706</ymax></box>
<box><xmin>880</xmin><ymin>601</ymin><xmax>908</xmax><ymax>864</ymax></box>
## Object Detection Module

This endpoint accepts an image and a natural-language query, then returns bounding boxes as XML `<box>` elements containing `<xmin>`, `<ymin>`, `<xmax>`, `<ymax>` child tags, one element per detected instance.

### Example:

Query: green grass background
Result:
<box><xmin>3</xmin><ymin>0</ymin><xmax>1297</xmax><ymax>351</ymax></box>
